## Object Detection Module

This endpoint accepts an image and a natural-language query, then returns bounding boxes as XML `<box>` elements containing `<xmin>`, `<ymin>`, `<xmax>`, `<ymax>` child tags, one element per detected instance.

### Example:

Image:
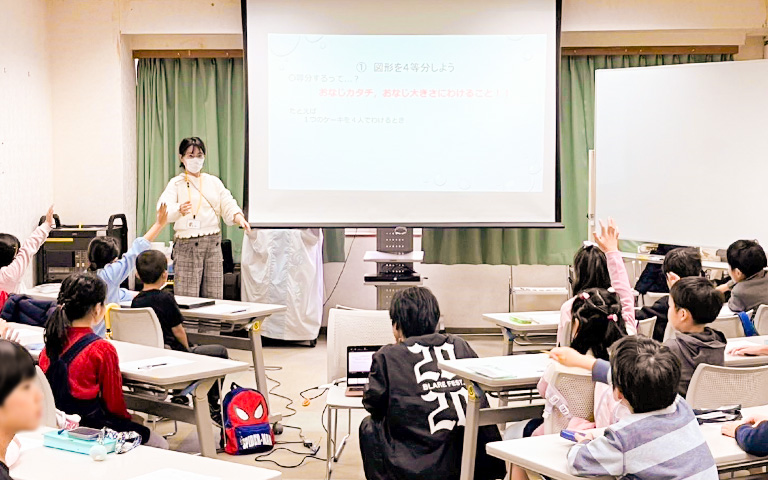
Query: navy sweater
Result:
<box><xmin>736</xmin><ymin>422</ymin><xmax>768</xmax><ymax>456</ymax></box>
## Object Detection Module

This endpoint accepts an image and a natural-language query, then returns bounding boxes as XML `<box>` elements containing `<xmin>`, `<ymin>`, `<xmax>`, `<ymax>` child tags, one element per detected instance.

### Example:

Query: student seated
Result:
<box><xmin>0</xmin><ymin>206</ymin><xmax>55</xmax><ymax>294</ymax></box>
<box><xmin>636</xmin><ymin>247</ymin><xmax>702</xmax><ymax>341</ymax></box>
<box><xmin>558</xmin><ymin>219</ymin><xmax>637</xmax><ymax>347</ymax></box>
<box><xmin>666</xmin><ymin>276</ymin><xmax>726</xmax><ymax>396</ymax></box>
<box><xmin>86</xmin><ymin>204</ymin><xmax>168</xmax><ymax>337</ymax></box>
<box><xmin>0</xmin><ymin>339</ymin><xmax>42</xmax><ymax>480</ymax></box>
<box><xmin>510</xmin><ymin>287</ymin><xmax>630</xmax><ymax>480</ymax></box>
<box><xmin>132</xmin><ymin>250</ymin><xmax>228</xmax><ymax>425</ymax></box>
<box><xmin>39</xmin><ymin>273</ymin><xmax>167</xmax><ymax>448</ymax></box>
<box><xmin>359</xmin><ymin>287</ymin><xmax>505</xmax><ymax>480</ymax></box>
<box><xmin>717</xmin><ymin>239</ymin><xmax>768</xmax><ymax>313</ymax></box>
<box><xmin>550</xmin><ymin>337</ymin><xmax>718</xmax><ymax>479</ymax></box>
<box><xmin>722</xmin><ymin>414</ymin><xmax>768</xmax><ymax>457</ymax></box>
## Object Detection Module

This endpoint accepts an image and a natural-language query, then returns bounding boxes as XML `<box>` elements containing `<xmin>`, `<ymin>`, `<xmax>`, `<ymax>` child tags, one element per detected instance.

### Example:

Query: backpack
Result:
<box><xmin>222</xmin><ymin>383</ymin><xmax>274</xmax><ymax>455</ymax></box>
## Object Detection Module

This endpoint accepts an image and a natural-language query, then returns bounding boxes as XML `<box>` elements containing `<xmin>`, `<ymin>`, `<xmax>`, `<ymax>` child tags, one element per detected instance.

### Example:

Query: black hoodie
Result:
<box><xmin>362</xmin><ymin>333</ymin><xmax>505</xmax><ymax>480</ymax></box>
<box><xmin>664</xmin><ymin>327</ymin><xmax>726</xmax><ymax>396</ymax></box>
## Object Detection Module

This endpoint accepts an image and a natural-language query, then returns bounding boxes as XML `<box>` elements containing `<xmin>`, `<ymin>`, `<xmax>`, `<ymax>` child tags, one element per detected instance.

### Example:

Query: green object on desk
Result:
<box><xmin>509</xmin><ymin>315</ymin><xmax>534</xmax><ymax>325</ymax></box>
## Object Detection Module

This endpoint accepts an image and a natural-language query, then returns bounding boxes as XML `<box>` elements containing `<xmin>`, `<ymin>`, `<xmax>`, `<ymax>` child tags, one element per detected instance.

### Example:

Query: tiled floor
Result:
<box><xmin>158</xmin><ymin>334</ymin><xmax>503</xmax><ymax>480</ymax></box>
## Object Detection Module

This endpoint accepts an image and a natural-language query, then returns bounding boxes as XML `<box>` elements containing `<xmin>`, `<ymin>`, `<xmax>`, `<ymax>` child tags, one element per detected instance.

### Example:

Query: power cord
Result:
<box><xmin>265</xmin><ymin>366</ymin><xmax>296</xmax><ymax>418</ymax></box>
<box><xmin>323</xmin><ymin>228</ymin><xmax>357</xmax><ymax>306</ymax></box>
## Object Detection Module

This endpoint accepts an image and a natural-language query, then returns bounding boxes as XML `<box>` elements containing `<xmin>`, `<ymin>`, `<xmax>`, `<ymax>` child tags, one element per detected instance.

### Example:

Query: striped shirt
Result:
<box><xmin>567</xmin><ymin>396</ymin><xmax>717</xmax><ymax>479</ymax></box>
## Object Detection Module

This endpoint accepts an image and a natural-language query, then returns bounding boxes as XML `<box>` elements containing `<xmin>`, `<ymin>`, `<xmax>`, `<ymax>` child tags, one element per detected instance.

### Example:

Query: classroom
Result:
<box><xmin>2</xmin><ymin>0</ymin><xmax>768</xmax><ymax>479</ymax></box>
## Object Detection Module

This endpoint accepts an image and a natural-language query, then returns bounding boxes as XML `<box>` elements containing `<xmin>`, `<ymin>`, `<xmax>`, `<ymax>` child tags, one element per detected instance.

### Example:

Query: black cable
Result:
<box><xmin>264</xmin><ymin>366</ymin><xmax>297</xmax><ymax>418</ymax></box>
<box><xmin>254</xmin><ymin>447</ymin><xmax>326</xmax><ymax>468</ymax></box>
<box><xmin>323</xmin><ymin>228</ymin><xmax>357</xmax><ymax>306</ymax></box>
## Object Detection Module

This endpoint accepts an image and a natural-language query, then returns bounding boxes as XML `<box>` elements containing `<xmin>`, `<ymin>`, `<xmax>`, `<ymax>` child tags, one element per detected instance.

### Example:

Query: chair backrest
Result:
<box><xmin>754</xmin><ymin>305</ymin><xmax>768</xmax><ymax>335</ymax></box>
<box><xmin>642</xmin><ymin>292</ymin><xmax>667</xmax><ymax>308</ymax></box>
<box><xmin>35</xmin><ymin>366</ymin><xmax>57</xmax><ymax>428</ymax></box>
<box><xmin>109</xmin><ymin>307</ymin><xmax>165</xmax><ymax>348</ymax></box>
<box><xmin>543</xmin><ymin>365</ymin><xmax>595</xmax><ymax>434</ymax></box>
<box><xmin>710</xmin><ymin>315</ymin><xmax>746</xmax><ymax>339</ymax></box>
<box><xmin>326</xmin><ymin>308</ymin><xmax>396</xmax><ymax>383</ymax></box>
<box><xmin>686</xmin><ymin>363</ymin><xmax>768</xmax><ymax>409</ymax></box>
<box><xmin>637</xmin><ymin>317</ymin><xmax>657</xmax><ymax>338</ymax></box>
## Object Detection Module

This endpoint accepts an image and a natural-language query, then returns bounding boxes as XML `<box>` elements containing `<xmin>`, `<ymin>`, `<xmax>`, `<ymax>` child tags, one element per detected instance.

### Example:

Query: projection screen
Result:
<box><xmin>243</xmin><ymin>0</ymin><xmax>562</xmax><ymax>227</ymax></box>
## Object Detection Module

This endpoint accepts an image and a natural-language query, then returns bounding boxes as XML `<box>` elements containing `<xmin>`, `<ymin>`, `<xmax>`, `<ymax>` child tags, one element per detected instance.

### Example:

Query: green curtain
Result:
<box><xmin>136</xmin><ymin>58</ymin><xmax>346</xmax><ymax>262</ymax></box>
<box><xmin>422</xmin><ymin>54</ymin><xmax>733</xmax><ymax>265</ymax></box>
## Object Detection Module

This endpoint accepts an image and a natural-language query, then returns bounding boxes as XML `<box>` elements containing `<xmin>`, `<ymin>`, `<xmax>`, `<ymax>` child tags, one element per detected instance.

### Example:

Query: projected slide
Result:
<box><xmin>268</xmin><ymin>34</ymin><xmax>547</xmax><ymax>193</ymax></box>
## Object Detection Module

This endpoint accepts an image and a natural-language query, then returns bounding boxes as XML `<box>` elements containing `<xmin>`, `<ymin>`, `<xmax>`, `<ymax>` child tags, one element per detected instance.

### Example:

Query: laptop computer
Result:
<box><xmin>345</xmin><ymin>345</ymin><xmax>381</xmax><ymax>397</ymax></box>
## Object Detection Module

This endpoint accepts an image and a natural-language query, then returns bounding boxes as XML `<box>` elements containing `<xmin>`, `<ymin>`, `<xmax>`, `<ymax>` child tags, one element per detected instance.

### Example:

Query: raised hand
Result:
<box><xmin>45</xmin><ymin>205</ymin><xmax>55</xmax><ymax>228</ymax></box>
<box><xmin>593</xmin><ymin>218</ymin><xmax>620</xmax><ymax>253</ymax></box>
<box><xmin>156</xmin><ymin>203</ymin><xmax>168</xmax><ymax>225</ymax></box>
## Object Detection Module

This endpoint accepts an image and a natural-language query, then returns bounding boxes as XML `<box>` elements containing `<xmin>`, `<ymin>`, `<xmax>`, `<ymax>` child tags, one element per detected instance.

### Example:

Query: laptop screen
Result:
<box><xmin>347</xmin><ymin>346</ymin><xmax>381</xmax><ymax>385</ymax></box>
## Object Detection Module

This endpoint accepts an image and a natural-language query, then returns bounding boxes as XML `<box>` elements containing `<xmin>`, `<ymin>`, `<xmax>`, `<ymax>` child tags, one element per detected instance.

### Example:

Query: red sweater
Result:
<box><xmin>39</xmin><ymin>327</ymin><xmax>130</xmax><ymax>420</ymax></box>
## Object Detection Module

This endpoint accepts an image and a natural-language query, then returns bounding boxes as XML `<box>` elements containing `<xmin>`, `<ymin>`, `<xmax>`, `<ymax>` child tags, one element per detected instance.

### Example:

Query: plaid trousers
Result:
<box><xmin>173</xmin><ymin>233</ymin><xmax>223</xmax><ymax>299</ymax></box>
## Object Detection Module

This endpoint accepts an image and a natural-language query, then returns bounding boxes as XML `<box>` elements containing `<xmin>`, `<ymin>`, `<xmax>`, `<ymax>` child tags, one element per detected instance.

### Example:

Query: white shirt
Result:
<box><xmin>158</xmin><ymin>172</ymin><xmax>243</xmax><ymax>239</ymax></box>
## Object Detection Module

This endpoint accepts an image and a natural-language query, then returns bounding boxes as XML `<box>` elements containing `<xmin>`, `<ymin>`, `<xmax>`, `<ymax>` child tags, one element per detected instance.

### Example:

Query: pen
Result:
<box><xmin>138</xmin><ymin>363</ymin><xmax>168</xmax><ymax>370</ymax></box>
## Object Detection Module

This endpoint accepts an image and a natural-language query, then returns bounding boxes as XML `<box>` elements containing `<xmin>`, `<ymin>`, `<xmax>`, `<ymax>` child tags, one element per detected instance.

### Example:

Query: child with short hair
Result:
<box><xmin>87</xmin><ymin>204</ymin><xmax>168</xmax><ymax>337</ymax></box>
<box><xmin>666</xmin><ymin>276</ymin><xmax>726</xmax><ymax>396</ymax></box>
<box><xmin>38</xmin><ymin>273</ymin><xmax>167</xmax><ymax>448</ymax></box>
<box><xmin>717</xmin><ymin>239</ymin><xmax>768</xmax><ymax>313</ymax></box>
<box><xmin>0</xmin><ymin>206</ymin><xmax>55</xmax><ymax>294</ymax></box>
<box><xmin>636</xmin><ymin>247</ymin><xmax>702</xmax><ymax>341</ymax></box>
<box><xmin>0</xmin><ymin>339</ymin><xmax>41</xmax><ymax>479</ymax></box>
<box><xmin>558</xmin><ymin>219</ymin><xmax>637</xmax><ymax>346</ymax></box>
<box><xmin>359</xmin><ymin>287</ymin><xmax>505</xmax><ymax>480</ymax></box>
<box><xmin>550</xmin><ymin>336</ymin><xmax>718</xmax><ymax>479</ymax></box>
<box><xmin>131</xmin><ymin>250</ymin><xmax>228</xmax><ymax>425</ymax></box>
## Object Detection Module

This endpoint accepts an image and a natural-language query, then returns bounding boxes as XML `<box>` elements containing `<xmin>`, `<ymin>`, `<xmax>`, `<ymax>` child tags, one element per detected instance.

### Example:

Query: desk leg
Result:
<box><xmin>326</xmin><ymin>406</ymin><xmax>334</xmax><ymax>479</ymax></box>
<box><xmin>192</xmin><ymin>378</ymin><xmax>218</xmax><ymax>458</ymax></box>
<box><xmin>502</xmin><ymin>328</ymin><xmax>516</xmax><ymax>356</ymax></box>
<box><xmin>498</xmin><ymin>328</ymin><xmax>516</xmax><ymax>413</ymax></box>
<box><xmin>248</xmin><ymin>319</ymin><xmax>283</xmax><ymax>431</ymax></box>
<box><xmin>460</xmin><ymin>381</ymin><xmax>482</xmax><ymax>480</ymax></box>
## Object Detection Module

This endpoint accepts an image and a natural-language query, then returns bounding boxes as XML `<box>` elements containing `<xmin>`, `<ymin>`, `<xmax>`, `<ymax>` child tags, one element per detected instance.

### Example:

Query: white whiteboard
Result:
<box><xmin>244</xmin><ymin>0</ymin><xmax>560</xmax><ymax>227</ymax></box>
<box><xmin>595</xmin><ymin>60</ymin><xmax>768</xmax><ymax>249</ymax></box>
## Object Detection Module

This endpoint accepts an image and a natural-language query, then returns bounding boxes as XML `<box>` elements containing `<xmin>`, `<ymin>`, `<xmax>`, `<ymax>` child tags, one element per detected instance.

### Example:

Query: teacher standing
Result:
<box><xmin>158</xmin><ymin>137</ymin><xmax>251</xmax><ymax>299</ymax></box>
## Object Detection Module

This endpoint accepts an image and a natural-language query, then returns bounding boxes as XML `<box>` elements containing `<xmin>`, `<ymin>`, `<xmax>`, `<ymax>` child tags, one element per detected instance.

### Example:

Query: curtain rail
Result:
<box><xmin>133</xmin><ymin>49</ymin><xmax>243</xmax><ymax>59</ymax></box>
<box><xmin>563</xmin><ymin>45</ymin><xmax>739</xmax><ymax>56</ymax></box>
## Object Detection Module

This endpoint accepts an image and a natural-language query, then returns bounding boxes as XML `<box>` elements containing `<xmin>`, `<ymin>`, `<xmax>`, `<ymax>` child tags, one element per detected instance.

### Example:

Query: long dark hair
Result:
<box><xmin>87</xmin><ymin>237</ymin><xmax>120</xmax><ymax>271</ymax></box>
<box><xmin>571</xmin><ymin>244</ymin><xmax>610</xmax><ymax>295</ymax></box>
<box><xmin>569</xmin><ymin>287</ymin><xmax>627</xmax><ymax>361</ymax></box>
<box><xmin>45</xmin><ymin>273</ymin><xmax>107</xmax><ymax>360</ymax></box>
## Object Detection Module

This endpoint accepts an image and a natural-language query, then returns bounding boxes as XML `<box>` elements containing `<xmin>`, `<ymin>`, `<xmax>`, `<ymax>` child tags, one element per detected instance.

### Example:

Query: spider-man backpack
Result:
<box><xmin>222</xmin><ymin>383</ymin><xmax>275</xmax><ymax>455</ymax></box>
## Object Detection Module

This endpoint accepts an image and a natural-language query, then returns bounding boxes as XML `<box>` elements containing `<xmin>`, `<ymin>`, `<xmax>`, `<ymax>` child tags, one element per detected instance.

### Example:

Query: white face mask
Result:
<box><xmin>185</xmin><ymin>156</ymin><xmax>205</xmax><ymax>174</ymax></box>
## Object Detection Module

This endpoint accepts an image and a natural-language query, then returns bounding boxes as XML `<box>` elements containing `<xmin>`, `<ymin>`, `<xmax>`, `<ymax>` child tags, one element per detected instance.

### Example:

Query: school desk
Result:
<box><xmin>438</xmin><ymin>354</ymin><xmax>550</xmax><ymax>480</ymax></box>
<box><xmin>27</xmin><ymin>283</ymin><xmax>287</xmax><ymax>425</ymax></box>
<box><xmin>12</xmin><ymin>323</ymin><xmax>249</xmax><ymax>458</ymax></box>
<box><xmin>483</xmin><ymin>311</ymin><xmax>560</xmax><ymax>355</ymax></box>
<box><xmin>725</xmin><ymin>335</ymin><xmax>768</xmax><ymax>367</ymax></box>
<box><xmin>486</xmin><ymin>404</ymin><xmax>768</xmax><ymax>480</ymax></box>
<box><xmin>10</xmin><ymin>427</ymin><xmax>281</xmax><ymax>479</ymax></box>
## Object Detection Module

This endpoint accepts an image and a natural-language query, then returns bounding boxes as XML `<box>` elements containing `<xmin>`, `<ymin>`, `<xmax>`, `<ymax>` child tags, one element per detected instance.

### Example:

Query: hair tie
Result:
<box><xmin>582</xmin><ymin>241</ymin><xmax>598</xmax><ymax>248</ymax></box>
<box><xmin>579</xmin><ymin>292</ymin><xmax>590</xmax><ymax>300</ymax></box>
<box><xmin>608</xmin><ymin>314</ymin><xmax>618</xmax><ymax>322</ymax></box>
<box><xmin>607</xmin><ymin>287</ymin><xmax>616</xmax><ymax>294</ymax></box>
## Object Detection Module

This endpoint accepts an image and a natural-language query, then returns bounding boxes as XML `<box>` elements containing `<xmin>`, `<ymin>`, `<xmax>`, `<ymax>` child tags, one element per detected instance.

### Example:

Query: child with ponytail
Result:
<box><xmin>557</xmin><ymin>219</ymin><xmax>637</xmax><ymax>346</ymax></box>
<box><xmin>38</xmin><ymin>273</ymin><xmax>167</xmax><ymax>448</ymax></box>
<box><xmin>86</xmin><ymin>204</ymin><xmax>167</xmax><ymax>337</ymax></box>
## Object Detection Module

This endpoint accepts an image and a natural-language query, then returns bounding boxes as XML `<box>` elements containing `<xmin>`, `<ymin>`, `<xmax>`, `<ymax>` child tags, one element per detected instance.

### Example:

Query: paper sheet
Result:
<box><xmin>192</xmin><ymin>304</ymin><xmax>250</xmax><ymax>315</ymax></box>
<box><xmin>128</xmin><ymin>469</ymin><xmax>221</xmax><ymax>480</ymax></box>
<box><xmin>471</xmin><ymin>359</ymin><xmax>548</xmax><ymax>380</ymax></box>
<box><xmin>120</xmin><ymin>356</ymin><xmax>194</xmax><ymax>372</ymax></box>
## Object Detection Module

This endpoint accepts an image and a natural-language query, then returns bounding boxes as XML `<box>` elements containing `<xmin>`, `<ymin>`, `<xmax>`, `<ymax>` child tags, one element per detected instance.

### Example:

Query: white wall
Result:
<box><xmin>0</xmin><ymin>0</ymin><xmax>55</xmax><ymax>287</ymax></box>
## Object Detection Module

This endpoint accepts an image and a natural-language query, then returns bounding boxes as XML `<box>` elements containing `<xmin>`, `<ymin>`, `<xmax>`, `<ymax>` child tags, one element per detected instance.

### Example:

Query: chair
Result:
<box><xmin>641</xmin><ymin>292</ymin><xmax>666</xmax><ymax>309</ymax></box>
<box><xmin>754</xmin><ymin>305</ymin><xmax>768</xmax><ymax>335</ymax></box>
<box><xmin>109</xmin><ymin>307</ymin><xmax>165</xmax><ymax>348</ymax></box>
<box><xmin>325</xmin><ymin>308</ymin><xmax>395</xmax><ymax>478</ymax></box>
<box><xmin>710</xmin><ymin>315</ymin><xmax>746</xmax><ymax>339</ymax></box>
<box><xmin>35</xmin><ymin>366</ymin><xmax>57</xmax><ymax>428</ymax></box>
<box><xmin>637</xmin><ymin>316</ymin><xmax>657</xmax><ymax>338</ymax></box>
<box><xmin>686</xmin><ymin>364</ymin><xmax>768</xmax><ymax>409</ymax></box>
<box><xmin>542</xmin><ymin>365</ymin><xmax>595</xmax><ymax>434</ymax></box>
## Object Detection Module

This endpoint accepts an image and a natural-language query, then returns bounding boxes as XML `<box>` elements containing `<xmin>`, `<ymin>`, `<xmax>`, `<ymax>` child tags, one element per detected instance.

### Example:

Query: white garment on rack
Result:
<box><xmin>241</xmin><ymin>229</ymin><xmax>324</xmax><ymax>341</ymax></box>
